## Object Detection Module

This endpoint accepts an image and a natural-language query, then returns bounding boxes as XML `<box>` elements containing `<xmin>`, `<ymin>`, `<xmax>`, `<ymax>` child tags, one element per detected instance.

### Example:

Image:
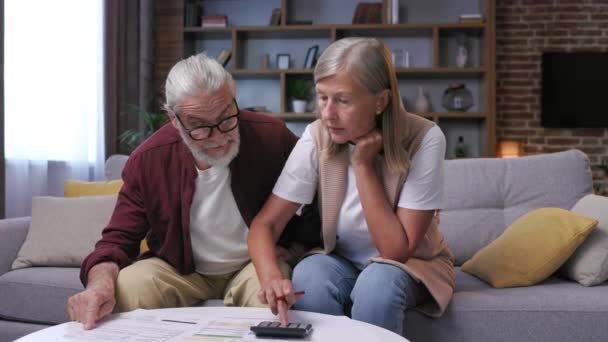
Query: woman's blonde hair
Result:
<box><xmin>314</xmin><ymin>37</ymin><xmax>409</xmax><ymax>173</ymax></box>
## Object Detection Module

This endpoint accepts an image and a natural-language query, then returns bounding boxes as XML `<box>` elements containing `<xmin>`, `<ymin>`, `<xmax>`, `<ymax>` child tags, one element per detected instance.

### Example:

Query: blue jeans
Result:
<box><xmin>292</xmin><ymin>254</ymin><xmax>429</xmax><ymax>334</ymax></box>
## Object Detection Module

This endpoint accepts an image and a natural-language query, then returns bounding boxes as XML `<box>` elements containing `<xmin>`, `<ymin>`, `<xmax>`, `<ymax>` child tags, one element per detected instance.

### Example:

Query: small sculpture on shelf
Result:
<box><xmin>456</xmin><ymin>45</ymin><xmax>468</xmax><ymax>68</ymax></box>
<box><xmin>442</xmin><ymin>83</ymin><xmax>473</xmax><ymax>111</ymax></box>
<box><xmin>455</xmin><ymin>34</ymin><xmax>469</xmax><ymax>68</ymax></box>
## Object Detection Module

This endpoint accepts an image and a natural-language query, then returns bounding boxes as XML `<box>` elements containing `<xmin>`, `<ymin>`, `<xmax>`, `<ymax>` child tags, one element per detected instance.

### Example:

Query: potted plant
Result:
<box><xmin>118</xmin><ymin>106</ymin><xmax>168</xmax><ymax>154</ymax></box>
<box><xmin>286</xmin><ymin>78</ymin><xmax>312</xmax><ymax>113</ymax></box>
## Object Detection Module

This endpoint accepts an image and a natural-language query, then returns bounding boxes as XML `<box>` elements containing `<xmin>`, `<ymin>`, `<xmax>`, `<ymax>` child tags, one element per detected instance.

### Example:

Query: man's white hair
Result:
<box><xmin>163</xmin><ymin>52</ymin><xmax>236</xmax><ymax>114</ymax></box>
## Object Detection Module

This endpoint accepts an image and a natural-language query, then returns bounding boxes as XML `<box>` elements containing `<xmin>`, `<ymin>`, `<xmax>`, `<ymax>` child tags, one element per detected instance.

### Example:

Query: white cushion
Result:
<box><xmin>559</xmin><ymin>194</ymin><xmax>608</xmax><ymax>286</ymax></box>
<box><xmin>11</xmin><ymin>195</ymin><xmax>117</xmax><ymax>269</ymax></box>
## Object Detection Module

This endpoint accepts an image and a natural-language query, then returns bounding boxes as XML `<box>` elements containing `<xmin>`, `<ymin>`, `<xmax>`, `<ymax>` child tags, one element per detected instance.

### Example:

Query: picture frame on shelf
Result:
<box><xmin>303</xmin><ymin>45</ymin><xmax>319</xmax><ymax>69</ymax></box>
<box><xmin>277</xmin><ymin>54</ymin><xmax>290</xmax><ymax>70</ymax></box>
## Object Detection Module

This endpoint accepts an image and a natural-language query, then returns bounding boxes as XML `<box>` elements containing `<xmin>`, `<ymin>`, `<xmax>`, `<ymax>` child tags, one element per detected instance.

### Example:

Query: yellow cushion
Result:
<box><xmin>63</xmin><ymin>179</ymin><xmax>149</xmax><ymax>253</ymax></box>
<box><xmin>461</xmin><ymin>208</ymin><xmax>597</xmax><ymax>288</ymax></box>
<box><xmin>64</xmin><ymin>180</ymin><xmax>123</xmax><ymax>198</ymax></box>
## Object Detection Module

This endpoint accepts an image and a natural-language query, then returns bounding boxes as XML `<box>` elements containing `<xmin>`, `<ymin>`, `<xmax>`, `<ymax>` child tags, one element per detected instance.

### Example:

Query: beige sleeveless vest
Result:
<box><xmin>308</xmin><ymin>112</ymin><xmax>455</xmax><ymax>317</ymax></box>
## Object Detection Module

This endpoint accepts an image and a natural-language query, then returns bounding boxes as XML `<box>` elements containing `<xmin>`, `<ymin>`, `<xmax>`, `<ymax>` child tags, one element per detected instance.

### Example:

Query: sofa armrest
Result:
<box><xmin>0</xmin><ymin>217</ymin><xmax>31</xmax><ymax>276</ymax></box>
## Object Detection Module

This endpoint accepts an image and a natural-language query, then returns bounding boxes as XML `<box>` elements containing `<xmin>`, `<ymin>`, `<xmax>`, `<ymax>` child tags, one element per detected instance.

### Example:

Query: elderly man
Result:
<box><xmin>67</xmin><ymin>53</ymin><xmax>320</xmax><ymax>329</ymax></box>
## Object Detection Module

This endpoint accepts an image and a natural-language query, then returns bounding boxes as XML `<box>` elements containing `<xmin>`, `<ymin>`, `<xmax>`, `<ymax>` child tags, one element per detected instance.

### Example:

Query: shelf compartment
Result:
<box><xmin>286</xmin><ymin>0</ymin><xmax>364</xmax><ymax>25</ymax></box>
<box><xmin>187</xmin><ymin>0</ymin><xmax>282</xmax><ymax>27</ymax></box>
<box><xmin>399</xmin><ymin>77</ymin><xmax>486</xmax><ymax>113</ymax></box>
<box><xmin>438</xmin><ymin>27</ymin><xmax>485</xmax><ymax>68</ymax></box>
<box><xmin>399</xmin><ymin>0</ymin><xmax>485</xmax><ymax>24</ymax></box>
<box><xmin>236</xmin><ymin>33</ymin><xmax>330</xmax><ymax>70</ymax></box>
<box><xmin>235</xmin><ymin>78</ymin><xmax>281</xmax><ymax>113</ymax></box>
<box><xmin>337</xmin><ymin>29</ymin><xmax>434</xmax><ymax>69</ymax></box>
<box><xmin>439</xmin><ymin>117</ymin><xmax>487</xmax><ymax>159</ymax></box>
<box><xmin>182</xmin><ymin>30</ymin><xmax>232</xmax><ymax>62</ymax></box>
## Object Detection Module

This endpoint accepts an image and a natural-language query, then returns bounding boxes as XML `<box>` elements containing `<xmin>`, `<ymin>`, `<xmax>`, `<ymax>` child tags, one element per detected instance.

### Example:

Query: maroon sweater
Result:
<box><xmin>80</xmin><ymin>110</ymin><xmax>320</xmax><ymax>285</ymax></box>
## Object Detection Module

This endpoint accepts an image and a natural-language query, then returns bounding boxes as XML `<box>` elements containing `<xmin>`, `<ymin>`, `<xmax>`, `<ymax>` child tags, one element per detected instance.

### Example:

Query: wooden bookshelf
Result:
<box><xmin>157</xmin><ymin>0</ymin><xmax>496</xmax><ymax>158</ymax></box>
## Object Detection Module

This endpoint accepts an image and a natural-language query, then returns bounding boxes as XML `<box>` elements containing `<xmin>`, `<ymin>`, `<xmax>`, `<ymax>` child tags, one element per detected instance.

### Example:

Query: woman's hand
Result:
<box><xmin>258</xmin><ymin>278</ymin><xmax>298</xmax><ymax>326</ymax></box>
<box><xmin>351</xmin><ymin>128</ymin><xmax>383</xmax><ymax>168</ymax></box>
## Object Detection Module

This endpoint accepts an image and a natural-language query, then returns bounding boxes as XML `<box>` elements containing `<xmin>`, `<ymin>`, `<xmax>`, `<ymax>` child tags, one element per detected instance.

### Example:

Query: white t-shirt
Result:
<box><xmin>189</xmin><ymin>165</ymin><xmax>250</xmax><ymax>275</ymax></box>
<box><xmin>273</xmin><ymin>124</ymin><xmax>446</xmax><ymax>269</ymax></box>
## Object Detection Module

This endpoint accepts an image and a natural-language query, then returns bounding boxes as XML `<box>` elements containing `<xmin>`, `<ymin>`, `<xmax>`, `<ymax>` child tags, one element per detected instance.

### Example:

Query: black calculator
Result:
<box><xmin>250</xmin><ymin>321</ymin><xmax>312</xmax><ymax>338</ymax></box>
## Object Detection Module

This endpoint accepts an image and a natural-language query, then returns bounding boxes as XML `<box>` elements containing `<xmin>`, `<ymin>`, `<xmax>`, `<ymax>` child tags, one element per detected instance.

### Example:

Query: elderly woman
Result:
<box><xmin>248</xmin><ymin>37</ymin><xmax>454</xmax><ymax>334</ymax></box>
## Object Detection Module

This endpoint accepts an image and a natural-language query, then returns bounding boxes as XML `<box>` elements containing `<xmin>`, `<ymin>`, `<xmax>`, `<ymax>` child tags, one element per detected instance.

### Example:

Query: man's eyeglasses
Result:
<box><xmin>174</xmin><ymin>99</ymin><xmax>239</xmax><ymax>141</ymax></box>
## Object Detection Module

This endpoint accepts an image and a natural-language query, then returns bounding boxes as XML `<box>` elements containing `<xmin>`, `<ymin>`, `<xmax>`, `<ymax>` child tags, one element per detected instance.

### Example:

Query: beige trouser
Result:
<box><xmin>114</xmin><ymin>257</ymin><xmax>291</xmax><ymax>312</ymax></box>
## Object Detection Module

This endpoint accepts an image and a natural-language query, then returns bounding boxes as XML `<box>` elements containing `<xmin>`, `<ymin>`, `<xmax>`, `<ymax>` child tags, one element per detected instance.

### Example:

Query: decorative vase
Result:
<box><xmin>456</xmin><ymin>45</ymin><xmax>468</xmax><ymax>68</ymax></box>
<box><xmin>442</xmin><ymin>83</ymin><xmax>473</xmax><ymax>111</ymax></box>
<box><xmin>292</xmin><ymin>99</ymin><xmax>307</xmax><ymax>113</ymax></box>
<box><xmin>414</xmin><ymin>86</ymin><xmax>430</xmax><ymax>113</ymax></box>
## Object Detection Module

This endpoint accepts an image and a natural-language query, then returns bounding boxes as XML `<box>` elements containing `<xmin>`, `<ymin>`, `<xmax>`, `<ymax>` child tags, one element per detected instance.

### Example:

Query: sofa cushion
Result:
<box><xmin>441</xmin><ymin>149</ymin><xmax>593</xmax><ymax>265</ymax></box>
<box><xmin>559</xmin><ymin>194</ymin><xmax>608</xmax><ymax>286</ymax></box>
<box><xmin>461</xmin><ymin>208</ymin><xmax>596</xmax><ymax>288</ymax></box>
<box><xmin>64</xmin><ymin>179</ymin><xmax>123</xmax><ymax>197</ymax></box>
<box><xmin>11</xmin><ymin>195</ymin><xmax>117</xmax><ymax>269</ymax></box>
<box><xmin>0</xmin><ymin>217</ymin><xmax>30</xmax><ymax>276</ymax></box>
<box><xmin>404</xmin><ymin>268</ymin><xmax>608</xmax><ymax>342</ymax></box>
<box><xmin>105</xmin><ymin>154</ymin><xmax>129</xmax><ymax>181</ymax></box>
<box><xmin>0</xmin><ymin>267</ymin><xmax>83</xmax><ymax>324</ymax></box>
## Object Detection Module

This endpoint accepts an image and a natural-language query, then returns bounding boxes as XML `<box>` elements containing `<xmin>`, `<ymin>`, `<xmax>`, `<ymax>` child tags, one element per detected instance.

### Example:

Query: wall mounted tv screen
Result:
<box><xmin>541</xmin><ymin>52</ymin><xmax>608</xmax><ymax>128</ymax></box>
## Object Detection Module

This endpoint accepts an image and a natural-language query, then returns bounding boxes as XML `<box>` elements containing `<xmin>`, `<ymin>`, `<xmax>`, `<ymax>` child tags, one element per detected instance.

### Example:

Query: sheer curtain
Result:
<box><xmin>4</xmin><ymin>0</ymin><xmax>104</xmax><ymax>218</ymax></box>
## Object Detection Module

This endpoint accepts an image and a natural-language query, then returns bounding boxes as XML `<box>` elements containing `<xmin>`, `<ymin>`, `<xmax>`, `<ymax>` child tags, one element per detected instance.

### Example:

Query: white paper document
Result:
<box><xmin>62</xmin><ymin>310</ymin><xmax>197</xmax><ymax>341</ymax></box>
<box><xmin>56</xmin><ymin>307</ymin><xmax>396</xmax><ymax>342</ymax></box>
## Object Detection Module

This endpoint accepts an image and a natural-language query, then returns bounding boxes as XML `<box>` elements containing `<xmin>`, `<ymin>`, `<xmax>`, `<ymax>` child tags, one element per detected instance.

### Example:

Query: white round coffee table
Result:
<box><xmin>16</xmin><ymin>306</ymin><xmax>408</xmax><ymax>341</ymax></box>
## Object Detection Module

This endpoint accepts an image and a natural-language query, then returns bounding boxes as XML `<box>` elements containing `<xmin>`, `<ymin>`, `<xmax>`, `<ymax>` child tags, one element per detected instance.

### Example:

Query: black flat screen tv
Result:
<box><xmin>541</xmin><ymin>52</ymin><xmax>608</xmax><ymax>128</ymax></box>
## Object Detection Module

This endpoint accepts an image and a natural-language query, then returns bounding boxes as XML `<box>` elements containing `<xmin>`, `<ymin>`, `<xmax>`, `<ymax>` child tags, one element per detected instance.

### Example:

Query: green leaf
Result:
<box><xmin>117</xmin><ymin>106</ymin><xmax>169</xmax><ymax>154</ymax></box>
<box><xmin>286</xmin><ymin>78</ymin><xmax>312</xmax><ymax>100</ymax></box>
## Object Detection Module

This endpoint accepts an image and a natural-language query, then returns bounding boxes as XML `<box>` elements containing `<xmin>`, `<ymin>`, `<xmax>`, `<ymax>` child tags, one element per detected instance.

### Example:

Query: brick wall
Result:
<box><xmin>496</xmin><ymin>0</ymin><xmax>608</xmax><ymax>195</ymax></box>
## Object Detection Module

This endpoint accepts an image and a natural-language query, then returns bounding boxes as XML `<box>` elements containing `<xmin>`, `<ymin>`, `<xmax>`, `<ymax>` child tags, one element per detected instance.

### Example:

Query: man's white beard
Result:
<box><xmin>179</xmin><ymin>128</ymin><xmax>240</xmax><ymax>167</ymax></box>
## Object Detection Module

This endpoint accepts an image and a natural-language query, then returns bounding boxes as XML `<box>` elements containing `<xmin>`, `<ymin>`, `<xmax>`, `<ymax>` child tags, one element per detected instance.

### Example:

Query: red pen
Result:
<box><xmin>276</xmin><ymin>290</ymin><xmax>305</xmax><ymax>301</ymax></box>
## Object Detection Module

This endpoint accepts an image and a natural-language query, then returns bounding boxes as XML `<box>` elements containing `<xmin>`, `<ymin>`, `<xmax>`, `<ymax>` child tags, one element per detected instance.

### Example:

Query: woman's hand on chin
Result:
<box><xmin>351</xmin><ymin>128</ymin><xmax>383</xmax><ymax>167</ymax></box>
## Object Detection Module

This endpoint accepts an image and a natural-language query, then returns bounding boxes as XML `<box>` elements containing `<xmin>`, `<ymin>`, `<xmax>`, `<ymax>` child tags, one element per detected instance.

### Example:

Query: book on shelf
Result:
<box><xmin>460</xmin><ymin>13</ymin><xmax>483</xmax><ymax>19</ymax></box>
<box><xmin>184</xmin><ymin>3</ymin><xmax>199</xmax><ymax>27</ymax></box>
<box><xmin>201</xmin><ymin>15</ymin><xmax>227</xmax><ymax>28</ymax></box>
<box><xmin>216</xmin><ymin>48</ymin><xmax>232</xmax><ymax>67</ymax></box>
<box><xmin>459</xmin><ymin>13</ymin><xmax>484</xmax><ymax>24</ymax></box>
<box><xmin>352</xmin><ymin>2</ymin><xmax>383</xmax><ymax>24</ymax></box>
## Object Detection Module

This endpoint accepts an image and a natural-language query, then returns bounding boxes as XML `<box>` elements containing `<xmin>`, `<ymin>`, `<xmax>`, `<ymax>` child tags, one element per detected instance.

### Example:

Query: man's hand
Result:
<box><xmin>67</xmin><ymin>262</ymin><xmax>119</xmax><ymax>330</ymax></box>
<box><xmin>67</xmin><ymin>285</ymin><xmax>115</xmax><ymax>330</ymax></box>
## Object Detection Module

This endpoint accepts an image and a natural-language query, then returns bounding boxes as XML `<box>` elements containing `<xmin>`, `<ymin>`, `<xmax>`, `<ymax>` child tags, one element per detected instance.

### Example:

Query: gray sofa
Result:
<box><xmin>1</xmin><ymin>150</ymin><xmax>607</xmax><ymax>342</ymax></box>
